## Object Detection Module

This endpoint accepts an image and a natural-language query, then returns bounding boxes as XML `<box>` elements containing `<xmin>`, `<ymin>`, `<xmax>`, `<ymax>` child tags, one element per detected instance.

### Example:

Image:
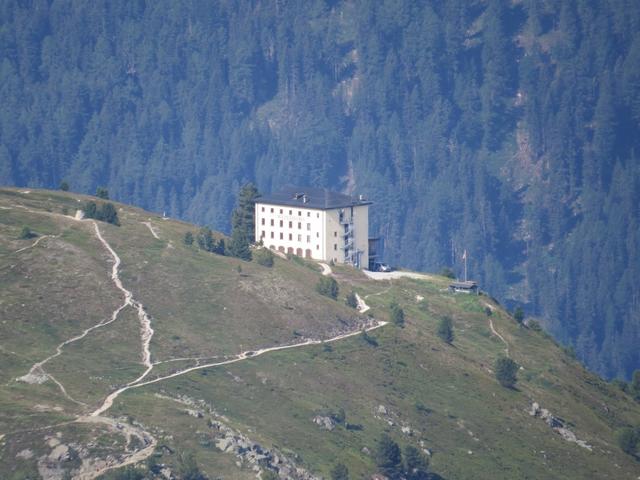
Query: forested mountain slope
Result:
<box><xmin>1</xmin><ymin>0</ymin><xmax>639</xmax><ymax>379</ymax></box>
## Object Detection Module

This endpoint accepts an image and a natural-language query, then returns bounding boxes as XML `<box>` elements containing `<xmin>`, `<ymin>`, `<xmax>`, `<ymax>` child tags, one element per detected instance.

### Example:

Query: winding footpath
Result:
<box><xmin>141</xmin><ymin>221</ymin><xmax>160</xmax><ymax>239</ymax></box>
<box><xmin>13</xmin><ymin>234</ymin><xmax>56</xmax><ymax>254</ymax></box>
<box><xmin>9</xmin><ymin>204</ymin><xmax>390</xmax><ymax>478</ymax></box>
<box><xmin>483</xmin><ymin>302</ymin><xmax>509</xmax><ymax>357</ymax></box>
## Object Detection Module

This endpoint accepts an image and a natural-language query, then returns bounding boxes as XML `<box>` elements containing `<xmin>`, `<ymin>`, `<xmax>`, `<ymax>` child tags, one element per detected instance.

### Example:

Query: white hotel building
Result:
<box><xmin>254</xmin><ymin>186</ymin><xmax>372</xmax><ymax>269</ymax></box>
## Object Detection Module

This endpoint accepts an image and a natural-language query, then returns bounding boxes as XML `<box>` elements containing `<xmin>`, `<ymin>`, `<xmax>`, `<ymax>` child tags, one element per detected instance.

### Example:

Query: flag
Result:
<box><xmin>462</xmin><ymin>249</ymin><xmax>467</xmax><ymax>260</ymax></box>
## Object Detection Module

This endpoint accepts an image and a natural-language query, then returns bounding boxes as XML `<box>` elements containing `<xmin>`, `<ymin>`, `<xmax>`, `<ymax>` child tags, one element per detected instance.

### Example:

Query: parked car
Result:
<box><xmin>374</xmin><ymin>262</ymin><xmax>393</xmax><ymax>272</ymax></box>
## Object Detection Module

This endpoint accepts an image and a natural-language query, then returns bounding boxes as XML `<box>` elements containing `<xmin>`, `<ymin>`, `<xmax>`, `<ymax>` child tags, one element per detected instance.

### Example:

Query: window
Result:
<box><xmin>270</xmin><ymin>232</ymin><xmax>274</xmax><ymax>239</ymax></box>
<box><xmin>261</xmin><ymin>231</ymin><xmax>265</xmax><ymax>238</ymax></box>
<box><xmin>316</xmin><ymin>232</ymin><xmax>319</xmax><ymax>238</ymax></box>
<box><xmin>298</xmin><ymin>222</ymin><xmax>302</xmax><ymax>229</ymax></box>
<box><xmin>280</xmin><ymin>232</ymin><xmax>283</xmax><ymax>240</ymax></box>
<box><xmin>334</xmin><ymin>244</ymin><xmax>337</xmax><ymax>251</ymax></box>
<box><xmin>307</xmin><ymin>212</ymin><xmax>310</xmax><ymax>217</ymax></box>
<box><xmin>270</xmin><ymin>219</ymin><xmax>274</xmax><ymax>226</ymax></box>
<box><xmin>289</xmin><ymin>221</ymin><xmax>292</xmax><ymax>228</ymax></box>
<box><xmin>280</xmin><ymin>209</ymin><xmax>283</xmax><ymax>214</ymax></box>
<box><xmin>261</xmin><ymin>218</ymin><xmax>265</xmax><ymax>225</ymax></box>
<box><xmin>298</xmin><ymin>211</ymin><xmax>302</xmax><ymax>216</ymax></box>
<box><xmin>270</xmin><ymin>208</ymin><xmax>274</xmax><ymax>213</ymax></box>
<box><xmin>317</xmin><ymin>213</ymin><xmax>319</xmax><ymax>218</ymax></box>
<box><xmin>316</xmin><ymin>245</ymin><xmax>320</xmax><ymax>250</ymax></box>
<box><xmin>306</xmin><ymin>223</ymin><xmax>310</xmax><ymax>230</ymax></box>
<box><xmin>298</xmin><ymin>234</ymin><xmax>302</xmax><ymax>241</ymax></box>
<box><xmin>289</xmin><ymin>210</ymin><xmax>292</xmax><ymax>215</ymax></box>
<box><xmin>334</xmin><ymin>231</ymin><xmax>337</xmax><ymax>237</ymax></box>
<box><xmin>306</xmin><ymin>235</ymin><xmax>310</xmax><ymax>243</ymax></box>
<box><xmin>261</xmin><ymin>207</ymin><xmax>264</xmax><ymax>212</ymax></box>
<box><xmin>279</xmin><ymin>220</ymin><xmax>283</xmax><ymax>227</ymax></box>
<box><xmin>289</xmin><ymin>233</ymin><xmax>292</xmax><ymax>240</ymax></box>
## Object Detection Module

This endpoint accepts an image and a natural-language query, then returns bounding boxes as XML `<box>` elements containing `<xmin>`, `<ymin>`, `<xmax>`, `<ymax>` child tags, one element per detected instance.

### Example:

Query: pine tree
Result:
<box><xmin>231</xmin><ymin>183</ymin><xmax>260</xmax><ymax>244</ymax></box>
<box><xmin>437</xmin><ymin>317</ymin><xmax>454</xmax><ymax>344</ymax></box>
<box><xmin>404</xmin><ymin>445</ymin><xmax>429</xmax><ymax>480</ymax></box>
<box><xmin>374</xmin><ymin>433</ymin><xmax>402</xmax><ymax>478</ymax></box>
<box><xmin>228</xmin><ymin>183</ymin><xmax>259</xmax><ymax>260</ymax></box>
<box><xmin>389</xmin><ymin>301</ymin><xmax>405</xmax><ymax>326</ymax></box>
<box><xmin>495</xmin><ymin>357</ymin><xmax>519</xmax><ymax>388</ymax></box>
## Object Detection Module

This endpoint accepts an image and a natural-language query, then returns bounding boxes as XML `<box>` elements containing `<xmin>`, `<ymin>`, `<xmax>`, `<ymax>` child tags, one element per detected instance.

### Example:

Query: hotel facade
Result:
<box><xmin>254</xmin><ymin>187</ymin><xmax>371</xmax><ymax>269</ymax></box>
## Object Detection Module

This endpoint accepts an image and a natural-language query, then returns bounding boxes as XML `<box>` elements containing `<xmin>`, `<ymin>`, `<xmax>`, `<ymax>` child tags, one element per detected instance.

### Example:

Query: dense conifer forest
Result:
<box><xmin>1</xmin><ymin>0</ymin><xmax>639</xmax><ymax>379</ymax></box>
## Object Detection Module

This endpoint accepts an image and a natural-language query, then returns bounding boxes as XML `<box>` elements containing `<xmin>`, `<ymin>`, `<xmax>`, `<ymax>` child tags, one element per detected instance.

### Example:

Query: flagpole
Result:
<box><xmin>463</xmin><ymin>250</ymin><xmax>467</xmax><ymax>282</ymax></box>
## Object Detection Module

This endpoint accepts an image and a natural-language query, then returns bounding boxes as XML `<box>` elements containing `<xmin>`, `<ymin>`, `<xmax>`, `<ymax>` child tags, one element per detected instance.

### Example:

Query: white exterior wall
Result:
<box><xmin>254</xmin><ymin>201</ymin><xmax>369</xmax><ymax>268</ymax></box>
<box><xmin>255</xmin><ymin>202</ymin><xmax>328</xmax><ymax>261</ymax></box>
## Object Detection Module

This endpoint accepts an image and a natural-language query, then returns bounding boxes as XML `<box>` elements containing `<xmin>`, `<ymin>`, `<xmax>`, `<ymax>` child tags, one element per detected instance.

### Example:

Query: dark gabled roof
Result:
<box><xmin>449</xmin><ymin>281</ymin><xmax>478</xmax><ymax>289</ymax></box>
<box><xmin>256</xmin><ymin>186</ymin><xmax>372</xmax><ymax>210</ymax></box>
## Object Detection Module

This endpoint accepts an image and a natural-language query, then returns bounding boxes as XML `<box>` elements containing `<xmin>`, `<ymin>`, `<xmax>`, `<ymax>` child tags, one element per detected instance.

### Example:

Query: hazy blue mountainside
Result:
<box><xmin>1</xmin><ymin>0</ymin><xmax>639</xmax><ymax>378</ymax></box>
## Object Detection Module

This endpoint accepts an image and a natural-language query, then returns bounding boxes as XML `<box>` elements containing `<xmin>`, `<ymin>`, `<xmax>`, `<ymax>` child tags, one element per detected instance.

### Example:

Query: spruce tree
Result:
<box><xmin>404</xmin><ymin>445</ymin><xmax>429</xmax><ymax>480</ymax></box>
<box><xmin>495</xmin><ymin>357</ymin><xmax>519</xmax><ymax>388</ymax></box>
<box><xmin>437</xmin><ymin>317</ymin><xmax>454</xmax><ymax>344</ymax></box>
<box><xmin>374</xmin><ymin>433</ymin><xmax>402</xmax><ymax>478</ymax></box>
<box><xmin>229</xmin><ymin>183</ymin><xmax>259</xmax><ymax>260</ymax></box>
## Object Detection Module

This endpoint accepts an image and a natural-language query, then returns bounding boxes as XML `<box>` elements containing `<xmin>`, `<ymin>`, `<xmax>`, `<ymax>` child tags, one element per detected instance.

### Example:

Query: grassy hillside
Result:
<box><xmin>0</xmin><ymin>188</ymin><xmax>639</xmax><ymax>480</ymax></box>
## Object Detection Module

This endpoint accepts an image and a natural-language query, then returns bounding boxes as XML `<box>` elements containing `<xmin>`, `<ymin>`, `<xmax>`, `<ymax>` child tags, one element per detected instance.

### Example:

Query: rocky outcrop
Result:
<box><xmin>312</xmin><ymin>415</ymin><xmax>336</xmax><ymax>431</ymax></box>
<box><xmin>157</xmin><ymin>392</ymin><xmax>320</xmax><ymax>480</ymax></box>
<box><xmin>528</xmin><ymin>402</ymin><xmax>592</xmax><ymax>450</ymax></box>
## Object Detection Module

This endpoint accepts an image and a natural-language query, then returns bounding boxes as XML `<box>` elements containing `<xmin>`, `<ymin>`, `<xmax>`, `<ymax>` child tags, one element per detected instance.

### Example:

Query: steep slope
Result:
<box><xmin>0</xmin><ymin>188</ymin><xmax>639</xmax><ymax>480</ymax></box>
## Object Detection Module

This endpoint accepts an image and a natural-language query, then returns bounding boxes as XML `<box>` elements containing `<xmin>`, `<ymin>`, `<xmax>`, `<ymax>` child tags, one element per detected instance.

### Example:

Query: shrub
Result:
<box><xmin>253</xmin><ymin>248</ymin><xmax>274</xmax><ymax>267</ymax></box>
<box><xmin>495</xmin><ymin>357</ymin><xmax>519</xmax><ymax>388</ymax></box>
<box><xmin>331</xmin><ymin>463</ymin><xmax>349</xmax><ymax>480</ymax></box>
<box><xmin>95</xmin><ymin>187</ymin><xmax>109</xmax><ymax>199</ymax></box>
<box><xmin>389</xmin><ymin>301</ymin><xmax>405</xmax><ymax>327</ymax></box>
<box><xmin>527</xmin><ymin>319</ymin><xmax>542</xmax><ymax>331</ymax></box>
<box><xmin>345</xmin><ymin>291</ymin><xmax>358</xmax><ymax>309</ymax></box>
<box><xmin>59</xmin><ymin>180</ymin><xmax>69</xmax><ymax>191</ymax></box>
<box><xmin>19</xmin><ymin>226</ymin><xmax>35</xmax><ymax>239</ymax></box>
<box><xmin>184</xmin><ymin>231</ymin><xmax>194</xmax><ymax>246</ymax></box>
<box><xmin>316</xmin><ymin>276</ymin><xmax>339</xmax><ymax>300</ymax></box>
<box><xmin>437</xmin><ymin>316</ymin><xmax>454</xmax><ymax>344</ymax></box>
<box><xmin>362</xmin><ymin>329</ymin><xmax>378</xmax><ymax>347</ymax></box>
<box><xmin>83</xmin><ymin>201</ymin><xmax>120</xmax><ymax>225</ymax></box>
<box><xmin>615</xmin><ymin>427</ymin><xmax>639</xmax><ymax>456</ymax></box>
<box><xmin>484</xmin><ymin>306</ymin><xmax>493</xmax><ymax>316</ymax></box>
<box><xmin>513</xmin><ymin>307</ymin><xmax>524</xmax><ymax>325</ymax></box>
<box><xmin>375</xmin><ymin>433</ymin><xmax>402</xmax><ymax>478</ymax></box>
<box><xmin>100</xmin><ymin>202</ymin><xmax>120</xmax><ymax>225</ymax></box>
<box><xmin>404</xmin><ymin>445</ymin><xmax>429</xmax><ymax>480</ymax></box>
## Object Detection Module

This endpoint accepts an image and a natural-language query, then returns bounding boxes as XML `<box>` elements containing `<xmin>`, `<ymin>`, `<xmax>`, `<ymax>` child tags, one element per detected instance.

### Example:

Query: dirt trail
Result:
<box><xmin>13</xmin><ymin>234</ymin><xmax>56</xmax><ymax>254</ymax></box>
<box><xmin>73</xmin><ymin>415</ymin><xmax>157</xmax><ymax>480</ymax></box>
<box><xmin>117</xmin><ymin>319</ymin><xmax>388</xmax><ymax>392</ymax></box>
<box><xmin>92</xmin><ymin>222</ymin><xmax>154</xmax><ymax>373</ymax></box>
<box><xmin>355</xmin><ymin>292</ymin><xmax>370</xmax><ymax>313</ymax></box>
<box><xmin>483</xmin><ymin>302</ymin><xmax>509</xmax><ymax>357</ymax></box>
<box><xmin>141</xmin><ymin>221</ymin><xmax>159</xmax><ymax>239</ymax></box>
<box><xmin>18</xmin><ymin>222</ymin><xmax>134</xmax><ymax>387</ymax></box>
<box><xmin>318</xmin><ymin>262</ymin><xmax>332</xmax><ymax>276</ymax></box>
<box><xmin>9</xmin><ymin>201</ymin><xmax>392</xmax><ymax>477</ymax></box>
